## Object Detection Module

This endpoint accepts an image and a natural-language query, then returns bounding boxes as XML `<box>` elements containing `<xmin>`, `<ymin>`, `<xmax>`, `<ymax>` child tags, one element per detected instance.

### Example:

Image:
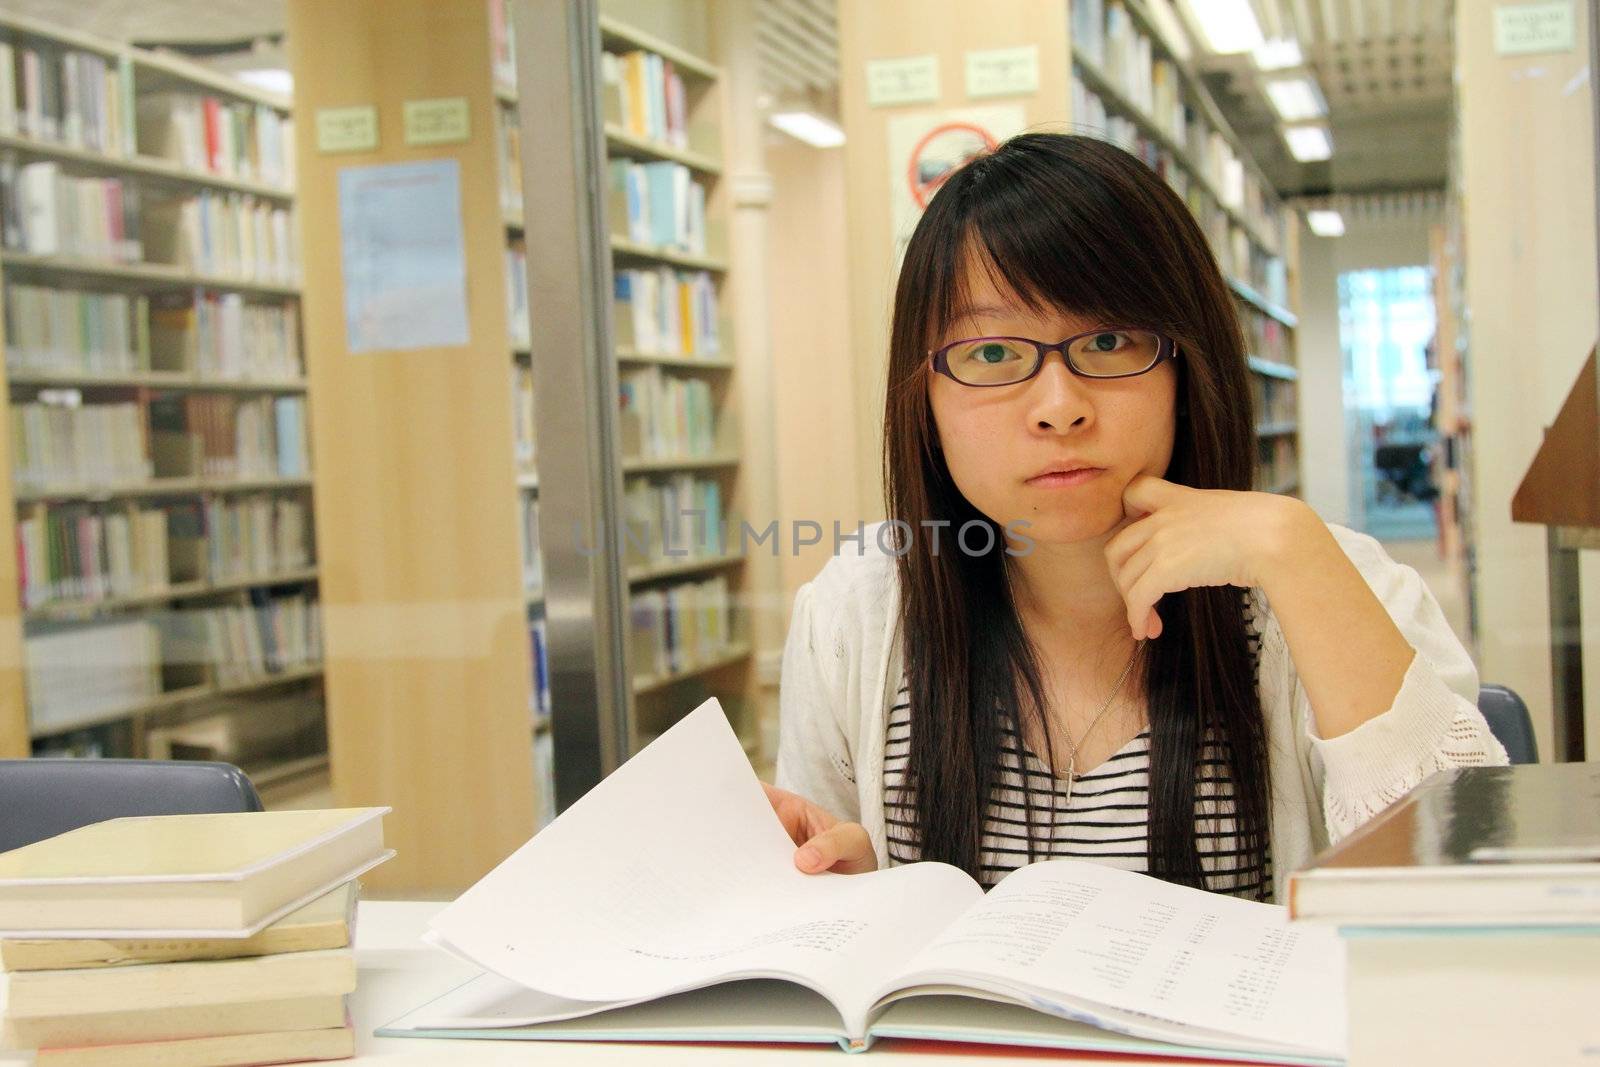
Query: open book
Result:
<box><xmin>379</xmin><ymin>700</ymin><xmax>1344</xmax><ymax>1063</ymax></box>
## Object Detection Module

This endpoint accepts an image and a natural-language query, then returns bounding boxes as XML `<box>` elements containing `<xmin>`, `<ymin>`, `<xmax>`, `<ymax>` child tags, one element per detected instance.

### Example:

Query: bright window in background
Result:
<box><xmin>1339</xmin><ymin>267</ymin><xmax>1436</xmax><ymax>417</ymax></box>
<box><xmin>1338</xmin><ymin>266</ymin><xmax>1439</xmax><ymax>542</ymax></box>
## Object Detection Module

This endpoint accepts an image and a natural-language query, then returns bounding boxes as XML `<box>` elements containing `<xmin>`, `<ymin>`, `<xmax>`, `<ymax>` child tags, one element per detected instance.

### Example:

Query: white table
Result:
<box><xmin>1</xmin><ymin>901</ymin><xmax>1215</xmax><ymax>1064</ymax></box>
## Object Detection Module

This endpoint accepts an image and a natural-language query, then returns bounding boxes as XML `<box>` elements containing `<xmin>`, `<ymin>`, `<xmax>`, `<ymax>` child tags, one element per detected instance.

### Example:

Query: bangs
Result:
<box><xmin>920</xmin><ymin>142</ymin><xmax>1194</xmax><ymax>351</ymax></box>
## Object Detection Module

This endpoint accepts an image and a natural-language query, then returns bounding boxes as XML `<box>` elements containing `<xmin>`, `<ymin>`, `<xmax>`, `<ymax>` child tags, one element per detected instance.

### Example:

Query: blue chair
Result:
<box><xmin>0</xmin><ymin>759</ymin><xmax>263</xmax><ymax>855</ymax></box>
<box><xmin>1478</xmin><ymin>685</ymin><xmax>1538</xmax><ymax>764</ymax></box>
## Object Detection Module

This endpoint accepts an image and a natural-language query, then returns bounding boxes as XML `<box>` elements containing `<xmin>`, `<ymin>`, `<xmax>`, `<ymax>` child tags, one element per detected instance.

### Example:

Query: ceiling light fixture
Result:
<box><xmin>1284</xmin><ymin>124</ymin><xmax>1333</xmax><ymax>161</ymax></box>
<box><xmin>1186</xmin><ymin>0</ymin><xmax>1266</xmax><ymax>54</ymax></box>
<box><xmin>1253</xmin><ymin>38</ymin><xmax>1303</xmax><ymax>70</ymax></box>
<box><xmin>768</xmin><ymin>111</ymin><xmax>845</xmax><ymax>148</ymax></box>
<box><xmin>1306</xmin><ymin>209</ymin><xmax>1345</xmax><ymax>236</ymax></box>
<box><xmin>1264</xmin><ymin>76</ymin><xmax>1326</xmax><ymax>122</ymax></box>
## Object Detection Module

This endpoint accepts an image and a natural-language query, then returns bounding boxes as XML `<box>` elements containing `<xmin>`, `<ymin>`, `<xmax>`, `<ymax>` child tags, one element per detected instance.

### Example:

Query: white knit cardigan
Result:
<box><xmin>774</xmin><ymin>521</ymin><xmax>1509</xmax><ymax>901</ymax></box>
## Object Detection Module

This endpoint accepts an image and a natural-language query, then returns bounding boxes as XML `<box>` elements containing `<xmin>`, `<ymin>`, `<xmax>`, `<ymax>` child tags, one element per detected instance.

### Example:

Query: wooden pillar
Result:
<box><xmin>286</xmin><ymin>0</ymin><xmax>536</xmax><ymax>893</ymax></box>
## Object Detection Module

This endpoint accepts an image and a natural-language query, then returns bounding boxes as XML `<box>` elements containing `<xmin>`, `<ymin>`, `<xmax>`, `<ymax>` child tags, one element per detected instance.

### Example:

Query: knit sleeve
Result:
<box><xmin>1287</xmin><ymin>529</ymin><xmax>1509</xmax><ymax>841</ymax></box>
<box><xmin>773</xmin><ymin>579</ymin><xmax>862</xmax><ymax>822</ymax></box>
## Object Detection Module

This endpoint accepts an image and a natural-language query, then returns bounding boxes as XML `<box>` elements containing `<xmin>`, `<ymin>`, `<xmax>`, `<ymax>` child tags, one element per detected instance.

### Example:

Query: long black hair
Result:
<box><xmin>882</xmin><ymin>132</ymin><xmax>1268</xmax><ymax>892</ymax></box>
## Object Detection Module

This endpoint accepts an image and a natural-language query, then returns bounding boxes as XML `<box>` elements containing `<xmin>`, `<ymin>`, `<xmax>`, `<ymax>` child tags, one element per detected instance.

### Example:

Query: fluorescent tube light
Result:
<box><xmin>1264</xmin><ymin>76</ymin><xmax>1326</xmax><ymax>122</ymax></box>
<box><xmin>1253</xmin><ymin>38</ymin><xmax>1303</xmax><ymax>70</ymax></box>
<box><xmin>768</xmin><ymin>111</ymin><xmax>845</xmax><ymax>148</ymax></box>
<box><xmin>1187</xmin><ymin>0</ymin><xmax>1266</xmax><ymax>54</ymax></box>
<box><xmin>1284</xmin><ymin>124</ymin><xmax>1333</xmax><ymax>161</ymax></box>
<box><xmin>236</xmin><ymin>69</ymin><xmax>293</xmax><ymax>96</ymax></box>
<box><xmin>1306</xmin><ymin>210</ymin><xmax>1345</xmax><ymax>236</ymax></box>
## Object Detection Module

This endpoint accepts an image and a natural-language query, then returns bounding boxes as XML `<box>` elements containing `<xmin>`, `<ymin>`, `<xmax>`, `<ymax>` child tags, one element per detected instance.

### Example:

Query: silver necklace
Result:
<box><xmin>1059</xmin><ymin>641</ymin><xmax>1143</xmax><ymax>805</ymax></box>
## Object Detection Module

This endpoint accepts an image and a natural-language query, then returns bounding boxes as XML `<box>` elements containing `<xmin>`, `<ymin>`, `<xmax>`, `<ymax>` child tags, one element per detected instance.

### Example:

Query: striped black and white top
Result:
<box><xmin>883</xmin><ymin>601</ymin><xmax>1271</xmax><ymax>900</ymax></box>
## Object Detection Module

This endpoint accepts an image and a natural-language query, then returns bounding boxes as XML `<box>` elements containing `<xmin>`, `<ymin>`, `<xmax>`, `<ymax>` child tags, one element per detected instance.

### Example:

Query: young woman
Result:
<box><xmin>766</xmin><ymin>132</ymin><xmax>1506</xmax><ymax>903</ymax></box>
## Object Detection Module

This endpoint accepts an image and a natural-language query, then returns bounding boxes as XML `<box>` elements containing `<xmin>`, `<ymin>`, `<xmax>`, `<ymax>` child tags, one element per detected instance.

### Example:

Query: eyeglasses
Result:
<box><xmin>928</xmin><ymin>328</ymin><xmax>1178</xmax><ymax>387</ymax></box>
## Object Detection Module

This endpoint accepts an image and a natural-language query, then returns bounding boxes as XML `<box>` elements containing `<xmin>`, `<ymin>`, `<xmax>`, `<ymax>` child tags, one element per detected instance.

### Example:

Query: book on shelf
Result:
<box><xmin>0</xmin><ymin>807</ymin><xmax>392</xmax><ymax>937</ymax></box>
<box><xmin>156</xmin><ymin>593</ymin><xmax>321</xmax><ymax>690</ymax></box>
<box><xmin>621</xmin><ymin>472</ymin><xmax>723</xmax><ymax>570</ymax></box>
<box><xmin>378</xmin><ymin>700</ymin><xmax>1344</xmax><ymax>1063</ymax></box>
<box><xmin>612</xmin><ymin>266</ymin><xmax>719</xmax><ymax>357</ymax></box>
<box><xmin>24</xmin><ymin>618</ymin><xmax>162</xmax><ymax>732</ymax></box>
<box><xmin>511</xmin><ymin>361</ymin><xmax>535</xmax><ymax>464</ymax></box>
<box><xmin>532</xmin><ymin>727</ymin><xmax>554</xmax><ymax>829</ymax></box>
<box><xmin>505</xmin><ymin>239</ymin><xmax>530</xmax><ymax>348</ymax></box>
<box><xmin>495</xmin><ymin>100</ymin><xmax>522</xmax><ymax>216</ymax></box>
<box><xmin>147</xmin><ymin>393</ymin><xmax>307</xmax><ymax>480</ymax></box>
<box><xmin>135</xmin><ymin>91</ymin><xmax>293</xmax><ymax>187</ymax></box>
<box><xmin>488</xmin><ymin>0</ymin><xmax>518</xmax><ymax>93</ymax></box>
<box><xmin>519</xmin><ymin>493</ymin><xmax>542</xmax><ymax>595</ymax></box>
<box><xmin>3</xmin><ymin>284</ymin><xmax>150</xmax><ymax>375</ymax></box>
<box><xmin>149</xmin><ymin>290</ymin><xmax>303</xmax><ymax>381</ymax></box>
<box><xmin>145</xmin><ymin>689</ymin><xmax>324</xmax><ymax>768</ymax></box>
<box><xmin>607</xmin><ymin>158</ymin><xmax>706</xmax><ymax>254</ymax></box>
<box><xmin>140</xmin><ymin>190</ymin><xmax>296</xmax><ymax>283</ymax></box>
<box><xmin>0</xmin><ymin>41</ymin><xmax>134</xmax><ymax>156</ymax></box>
<box><xmin>0</xmin><ymin>159</ymin><xmax>142</xmax><ymax>261</ymax></box>
<box><xmin>199</xmin><ymin>494</ymin><xmax>312</xmax><ymax>579</ymax></box>
<box><xmin>600</xmin><ymin>48</ymin><xmax>690</xmax><ymax>151</ymax></box>
<box><xmin>527</xmin><ymin>617</ymin><xmax>550</xmax><ymax>721</ymax></box>
<box><xmin>13</xmin><ymin>501</ymin><xmax>171</xmax><ymax>608</ymax></box>
<box><xmin>616</xmin><ymin>364</ymin><xmax>716</xmax><ymax>461</ymax></box>
<box><xmin>628</xmin><ymin>575</ymin><xmax>730</xmax><ymax>681</ymax></box>
<box><xmin>8</xmin><ymin>399</ymin><xmax>150</xmax><ymax>489</ymax></box>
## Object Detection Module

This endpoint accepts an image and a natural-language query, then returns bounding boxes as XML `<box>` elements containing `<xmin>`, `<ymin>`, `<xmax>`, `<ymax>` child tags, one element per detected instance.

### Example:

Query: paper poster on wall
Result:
<box><xmin>337</xmin><ymin>159</ymin><xmax>471</xmax><ymax>353</ymax></box>
<box><xmin>885</xmin><ymin>105</ymin><xmax>1027</xmax><ymax>263</ymax></box>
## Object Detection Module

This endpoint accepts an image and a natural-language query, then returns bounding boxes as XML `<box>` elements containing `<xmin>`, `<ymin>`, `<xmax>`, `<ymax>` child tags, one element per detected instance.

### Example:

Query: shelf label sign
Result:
<box><xmin>966</xmin><ymin>46</ymin><xmax>1039</xmax><ymax>98</ymax></box>
<box><xmin>316</xmin><ymin>105</ymin><xmax>379</xmax><ymax>153</ymax></box>
<box><xmin>1494</xmin><ymin>1</ymin><xmax>1574</xmax><ymax>55</ymax></box>
<box><xmin>403</xmin><ymin>98</ymin><xmax>471</xmax><ymax>146</ymax></box>
<box><xmin>867</xmin><ymin>55</ymin><xmax>940</xmax><ymax>107</ymax></box>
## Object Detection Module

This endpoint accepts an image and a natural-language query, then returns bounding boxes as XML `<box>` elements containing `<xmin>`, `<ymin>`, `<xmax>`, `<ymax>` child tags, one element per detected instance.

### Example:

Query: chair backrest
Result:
<box><xmin>0</xmin><ymin>759</ymin><xmax>263</xmax><ymax>855</ymax></box>
<box><xmin>1478</xmin><ymin>684</ymin><xmax>1539</xmax><ymax>765</ymax></box>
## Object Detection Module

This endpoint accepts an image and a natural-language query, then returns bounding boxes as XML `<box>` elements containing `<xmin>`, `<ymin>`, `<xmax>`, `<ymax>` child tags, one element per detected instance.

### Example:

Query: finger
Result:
<box><xmin>1123</xmin><ymin>475</ymin><xmax>1184</xmax><ymax>515</ymax></box>
<box><xmin>761</xmin><ymin>782</ymin><xmax>832</xmax><ymax>846</ymax></box>
<box><xmin>1105</xmin><ymin>514</ymin><xmax>1160</xmax><ymax>574</ymax></box>
<box><xmin>1125</xmin><ymin>562</ymin><xmax>1176</xmax><ymax>640</ymax></box>
<box><xmin>1113</xmin><ymin>537</ymin><xmax>1162</xmax><ymax>606</ymax></box>
<box><xmin>796</xmin><ymin>822</ymin><xmax>875</xmax><ymax>875</ymax></box>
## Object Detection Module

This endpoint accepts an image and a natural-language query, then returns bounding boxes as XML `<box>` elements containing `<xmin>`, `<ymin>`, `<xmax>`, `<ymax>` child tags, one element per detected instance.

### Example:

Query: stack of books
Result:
<box><xmin>0</xmin><ymin>807</ymin><xmax>393</xmax><ymax>1066</ymax></box>
<box><xmin>1289</xmin><ymin>763</ymin><xmax>1600</xmax><ymax>1065</ymax></box>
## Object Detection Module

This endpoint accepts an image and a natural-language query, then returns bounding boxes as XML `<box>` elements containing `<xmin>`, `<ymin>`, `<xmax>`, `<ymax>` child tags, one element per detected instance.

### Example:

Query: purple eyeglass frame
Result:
<box><xmin>928</xmin><ymin>328</ymin><xmax>1179</xmax><ymax>386</ymax></box>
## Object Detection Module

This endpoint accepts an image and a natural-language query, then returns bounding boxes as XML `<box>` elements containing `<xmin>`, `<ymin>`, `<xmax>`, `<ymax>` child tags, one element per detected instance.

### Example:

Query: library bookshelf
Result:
<box><xmin>0</xmin><ymin>11</ymin><xmax>324</xmax><ymax>803</ymax></box>
<box><xmin>1067</xmin><ymin>0</ymin><xmax>1303</xmax><ymax>494</ymax></box>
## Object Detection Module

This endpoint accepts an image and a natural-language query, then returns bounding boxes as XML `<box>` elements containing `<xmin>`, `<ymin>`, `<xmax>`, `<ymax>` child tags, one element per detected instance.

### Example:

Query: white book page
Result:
<box><xmin>426</xmin><ymin>699</ymin><xmax>982</xmax><ymax>1038</ymax></box>
<box><xmin>878</xmin><ymin>860</ymin><xmax>1346</xmax><ymax>1057</ymax></box>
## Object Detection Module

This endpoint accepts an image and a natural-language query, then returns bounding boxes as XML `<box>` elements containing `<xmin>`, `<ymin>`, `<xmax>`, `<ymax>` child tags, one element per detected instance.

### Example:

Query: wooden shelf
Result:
<box><xmin>14</xmin><ymin>475</ymin><xmax>313</xmax><ymax>503</ymax></box>
<box><xmin>0</xmin><ymin>252</ymin><xmax>301</xmax><ymax>296</ymax></box>
<box><xmin>604</xmin><ymin>124</ymin><xmax>723</xmax><ymax>176</ymax></box>
<box><xmin>597</xmin><ymin>14</ymin><xmax>720</xmax><ymax>82</ymax></box>
<box><xmin>621</xmin><ymin>453</ymin><xmax>740</xmax><ymax>474</ymax></box>
<box><xmin>1229</xmin><ymin>278</ymin><xmax>1299</xmax><ymax>329</ymax></box>
<box><xmin>609</xmin><ymin>236</ymin><xmax>728</xmax><ymax>273</ymax></box>
<box><xmin>7</xmin><ymin>369</ymin><xmax>307</xmax><ymax>393</ymax></box>
<box><xmin>23</xmin><ymin>567</ymin><xmax>319</xmax><ymax>622</ymax></box>
<box><xmin>633</xmin><ymin>642</ymin><xmax>752</xmax><ymax>696</ymax></box>
<box><xmin>248</xmin><ymin>752</ymin><xmax>331</xmax><ymax>791</ymax></box>
<box><xmin>1247</xmin><ymin>355</ymin><xmax>1300</xmax><ymax>381</ymax></box>
<box><xmin>616</xmin><ymin>348</ymin><xmax>734</xmax><ymax>371</ymax></box>
<box><xmin>628</xmin><ymin>550</ymin><xmax>745</xmax><ymax>584</ymax></box>
<box><xmin>0</xmin><ymin>133</ymin><xmax>295</xmax><ymax>200</ymax></box>
<box><xmin>29</xmin><ymin>665</ymin><xmax>324</xmax><ymax>739</ymax></box>
<box><xmin>1071</xmin><ymin>46</ymin><xmax>1279</xmax><ymax>258</ymax></box>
